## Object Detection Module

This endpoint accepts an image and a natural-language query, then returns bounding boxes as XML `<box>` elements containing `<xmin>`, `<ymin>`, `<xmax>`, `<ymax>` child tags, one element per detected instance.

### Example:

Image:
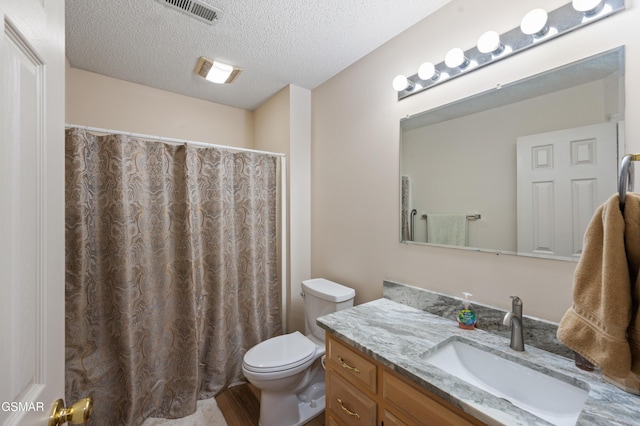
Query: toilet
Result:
<box><xmin>242</xmin><ymin>278</ymin><xmax>355</xmax><ymax>426</ymax></box>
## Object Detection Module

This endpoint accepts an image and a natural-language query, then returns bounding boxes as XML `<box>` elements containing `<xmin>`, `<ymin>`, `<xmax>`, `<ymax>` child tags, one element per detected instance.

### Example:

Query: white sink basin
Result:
<box><xmin>422</xmin><ymin>339</ymin><xmax>589</xmax><ymax>426</ymax></box>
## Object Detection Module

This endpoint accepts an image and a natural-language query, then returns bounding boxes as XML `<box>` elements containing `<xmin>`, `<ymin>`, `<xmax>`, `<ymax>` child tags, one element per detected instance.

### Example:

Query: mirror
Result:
<box><xmin>400</xmin><ymin>47</ymin><xmax>624</xmax><ymax>261</ymax></box>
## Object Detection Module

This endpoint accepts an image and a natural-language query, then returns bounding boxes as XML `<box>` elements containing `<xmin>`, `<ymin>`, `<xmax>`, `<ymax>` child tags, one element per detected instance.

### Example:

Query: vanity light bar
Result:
<box><xmin>396</xmin><ymin>0</ymin><xmax>624</xmax><ymax>101</ymax></box>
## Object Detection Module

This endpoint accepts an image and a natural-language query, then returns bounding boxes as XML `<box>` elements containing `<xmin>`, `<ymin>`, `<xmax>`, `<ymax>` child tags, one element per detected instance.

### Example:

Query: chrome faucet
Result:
<box><xmin>503</xmin><ymin>296</ymin><xmax>524</xmax><ymax>351</ymax></box>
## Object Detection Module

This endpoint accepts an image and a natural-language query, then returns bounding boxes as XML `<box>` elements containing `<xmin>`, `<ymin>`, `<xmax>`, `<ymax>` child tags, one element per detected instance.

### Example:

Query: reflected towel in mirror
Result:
<box><xmin>426</xmin><ymin>214</ymin><xmax>468</xmax><ymax>246</ymax></box>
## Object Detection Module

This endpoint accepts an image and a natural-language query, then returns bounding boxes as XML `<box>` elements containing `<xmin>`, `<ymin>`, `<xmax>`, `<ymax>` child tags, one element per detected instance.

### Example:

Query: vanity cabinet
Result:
<box><xmin>325</xmin><ymin>333</ymin><xmax>485</xmax><ymax>426</ymax></box>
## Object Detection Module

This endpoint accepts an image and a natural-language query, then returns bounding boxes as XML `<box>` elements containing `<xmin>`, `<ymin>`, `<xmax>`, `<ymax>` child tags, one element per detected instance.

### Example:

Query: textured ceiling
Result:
<box><xmin>65</xmin><ymin>0</ymin><xmax>451</xmax><ymax>111</ymax></box>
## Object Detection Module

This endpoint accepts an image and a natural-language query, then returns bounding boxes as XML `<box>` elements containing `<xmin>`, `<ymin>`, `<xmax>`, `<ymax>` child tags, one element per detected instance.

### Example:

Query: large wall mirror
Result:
<box><xmin>400</xmin><ymin>47</ymin><xmax>624</xmax><ymax>261</ymax></box>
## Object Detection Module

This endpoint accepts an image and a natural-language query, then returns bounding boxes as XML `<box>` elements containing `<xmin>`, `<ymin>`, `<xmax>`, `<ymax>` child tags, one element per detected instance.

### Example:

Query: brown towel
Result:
<box><xmin>610</xmin><ymin>192</ymin><xmax>640</xmax><ymax>393</ymax></box>
<box><xmin>557</xmin><ymin>193</ymin><xmax>640</xmax><ymax>393</ymax></box>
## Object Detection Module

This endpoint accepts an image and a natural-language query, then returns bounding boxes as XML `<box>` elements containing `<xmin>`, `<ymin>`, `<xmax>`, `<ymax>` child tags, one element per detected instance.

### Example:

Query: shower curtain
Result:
<box><xmin>64</xmin><ymin>128</ymin><xmax>282</xmax><ymax>425</ymax></box>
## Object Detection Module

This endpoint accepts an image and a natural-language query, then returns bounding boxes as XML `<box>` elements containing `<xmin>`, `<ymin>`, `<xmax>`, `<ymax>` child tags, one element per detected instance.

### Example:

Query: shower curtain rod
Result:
<box><xmin>65</xmin><ymin>124</ymin><xmax>286</xmax><ymax>157</ymax></box>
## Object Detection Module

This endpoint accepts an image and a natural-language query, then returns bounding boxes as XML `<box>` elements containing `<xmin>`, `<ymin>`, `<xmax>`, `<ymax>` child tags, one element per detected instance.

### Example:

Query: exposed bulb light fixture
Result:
<box><xmin>520</xmin><ymin>8</ymin><xmax>549</xmax><ymax>37</ymax></box>
<box><xmin>445</xmin><ymin>48</ymin><xmax>469</xmax><ymax>69</ymax></box>
<box><xmin>572</xmin><ymin>0</ymin><xmax>604</xmax><ymax>15</ymax></box>
<box><xmin>477</xmin><ymin>31</ymin><xmax>505</xmax><ymax>54</ymax></box>
<box><xmin>392</xmin><ymin>75</ymin><xmax>414</xmax><ymax>92</ymax></box>
<box><xmin>194</xmin><ymin>56</ymin><xmax>242</xmax><ymax>84</ymax></box>
<box><xmin>418</xmin><ymin>62</ymin><xmax>440</xmax><ymax>81</ymax></box>
<box><xmin>393</xmin><ymin>0</ymin><xmax>624</xmax><ymax>101</ymax></box>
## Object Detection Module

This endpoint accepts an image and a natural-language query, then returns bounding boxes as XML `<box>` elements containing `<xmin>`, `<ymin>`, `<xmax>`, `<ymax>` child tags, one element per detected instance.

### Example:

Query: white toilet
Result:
<box><xmin>242</xmin><ymin>278</ymin><xmax>355</xmax><ymax>426</ymax></box>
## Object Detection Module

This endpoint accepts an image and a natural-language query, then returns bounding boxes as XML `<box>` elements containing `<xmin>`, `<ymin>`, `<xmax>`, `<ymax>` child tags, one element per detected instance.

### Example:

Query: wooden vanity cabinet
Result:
<box><xmin>325</xmin><ymin>333</ymin><xmax>485</xmax><ymax>426</ymax></box>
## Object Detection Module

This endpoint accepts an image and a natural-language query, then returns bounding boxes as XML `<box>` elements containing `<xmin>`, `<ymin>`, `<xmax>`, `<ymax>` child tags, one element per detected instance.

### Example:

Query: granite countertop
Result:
<box><xmin>317</xmin><ymin>297</ymin><xmax>640</xmax><ymax>426</ymax></box>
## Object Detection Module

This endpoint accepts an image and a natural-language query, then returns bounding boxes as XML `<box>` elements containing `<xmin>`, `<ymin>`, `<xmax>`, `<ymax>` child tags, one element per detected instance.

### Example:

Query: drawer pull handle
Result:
<box><xmin>337</xmin><ymin>398</ymin><xmax>360</xmax><ymax>419</ymax></box>
<box><xmin>338</xmin><ymin>356</ymin><xmax>360</xmax><ymax>374</ymax></box>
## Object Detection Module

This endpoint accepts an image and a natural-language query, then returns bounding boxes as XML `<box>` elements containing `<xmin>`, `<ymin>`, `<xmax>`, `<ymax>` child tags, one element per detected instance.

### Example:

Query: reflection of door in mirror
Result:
<box><xmin>516</xmin><ymin>122</ymin><xmax>618</xmax><ymax>260</ymax></box>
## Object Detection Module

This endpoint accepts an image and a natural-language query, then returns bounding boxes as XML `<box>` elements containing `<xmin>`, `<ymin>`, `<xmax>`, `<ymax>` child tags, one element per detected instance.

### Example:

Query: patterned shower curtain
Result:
<box><xmin>64</xmin><ymin>128</ymin><xmax>282</xmax><ymax>425</ymax></box>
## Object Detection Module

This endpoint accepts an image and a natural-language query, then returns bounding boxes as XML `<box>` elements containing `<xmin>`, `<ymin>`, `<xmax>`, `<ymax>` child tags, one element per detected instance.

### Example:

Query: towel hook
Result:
<box><xmin>618</xmin><ymin>154</ymin><xmax>640</xmax><ymax>211</ymax></box>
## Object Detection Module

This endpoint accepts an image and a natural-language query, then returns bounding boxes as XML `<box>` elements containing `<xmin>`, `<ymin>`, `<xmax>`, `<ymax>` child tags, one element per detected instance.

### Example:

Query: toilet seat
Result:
<box><xmin>243</xmin><ymin>331</ymin><xmax>317</xmax><ymax>373</ymax></box>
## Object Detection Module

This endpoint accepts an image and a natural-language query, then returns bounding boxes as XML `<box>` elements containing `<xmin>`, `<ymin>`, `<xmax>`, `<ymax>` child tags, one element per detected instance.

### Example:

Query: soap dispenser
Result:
<box><xmin>457</xmin><ymin>292</ymin><xmax>477</xmax><ymax>330</ymax></box>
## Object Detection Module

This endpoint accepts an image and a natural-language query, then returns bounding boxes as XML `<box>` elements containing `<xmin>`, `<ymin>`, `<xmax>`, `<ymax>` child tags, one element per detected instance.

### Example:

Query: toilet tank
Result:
<box><xmin>301</xmin><ymin>278</ymin><xmax>355</xmax><ymax>341</ymax></box>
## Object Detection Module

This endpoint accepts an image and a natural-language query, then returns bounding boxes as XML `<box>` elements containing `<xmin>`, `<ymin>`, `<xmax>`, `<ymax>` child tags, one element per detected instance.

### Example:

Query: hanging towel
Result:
<box><xmin>427</xmin><ymin>214</ymin><xmax>468</xmax><ymax>246</ymax></box>
<box><xmin>607</xmin><ymin>192</ymin><xmax>640</xmax><ymax>394</ymax></box>
<box><xmin>557</xmin><ymin>193</ymin><xmax>640</xmax><ymax>393</ymax></box>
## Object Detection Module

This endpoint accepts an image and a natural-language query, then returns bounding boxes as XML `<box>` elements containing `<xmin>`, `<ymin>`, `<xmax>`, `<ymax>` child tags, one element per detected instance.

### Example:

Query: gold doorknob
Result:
<box><xmin>48</xmin><ymin>397</ymin><xmax>92</xmax><ymax>426</ymax></box>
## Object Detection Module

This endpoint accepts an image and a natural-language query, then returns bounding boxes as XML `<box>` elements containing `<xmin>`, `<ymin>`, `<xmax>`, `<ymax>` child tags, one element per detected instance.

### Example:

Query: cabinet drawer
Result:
<box><xmin>327</xmin><ymin>414</ymin><xmax>341</xmax><ymax>426</ymax></box>
<box><xmin>327</xmin><ymin>335</ymin><xmax>377</xmax><ymax>393</ymax></box>
<box><xmin>327</xmin><ymin>369</ymin><xmax>377</xmax><ymax>426</ymax></box>
<box><xmin>382</xmin><ymin>410</ymin><xmax>409</xmax><ymax>426</ymax></box>
<box><xmin>383</xmin><ymin>371</ymin><xmax>479</xmax><ymax>426</ymax></box>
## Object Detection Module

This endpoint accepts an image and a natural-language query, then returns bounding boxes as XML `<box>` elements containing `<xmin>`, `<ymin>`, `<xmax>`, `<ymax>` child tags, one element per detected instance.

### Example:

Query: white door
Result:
<box><xmin>517</xmin><ymin>122</ymin><xmax>618</xmax><ymax>259</ymax></box>
<box><xmin>0</xmin><ymin>0</ymin><xmax>67</xmax><ymax>425</ymax></box>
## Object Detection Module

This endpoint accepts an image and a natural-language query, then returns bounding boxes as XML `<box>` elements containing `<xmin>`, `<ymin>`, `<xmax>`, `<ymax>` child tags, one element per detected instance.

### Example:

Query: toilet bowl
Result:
<box><xmin>242</xmin><ymin>278</ymin><xmax>355</xmax><ymax>426</ymax></box>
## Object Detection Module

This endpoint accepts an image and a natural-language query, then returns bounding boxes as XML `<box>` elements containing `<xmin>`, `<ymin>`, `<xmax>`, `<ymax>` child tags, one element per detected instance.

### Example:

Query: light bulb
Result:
<box><xmin>418</xmin><ymin>62</ymin><xmax>439</xmax><ymax>81</ymax></box>
<box><xmin>477</xmin><ymin>31</ymin><xmax>504</xmax><ymax>54</ymax></box>
<box><xmin>572</xmin><ymin>0</ymin><xmax>604</xmax><ymax>15</ymax></box>
<box><xmin>206</xmin><ymin>61</ymin><xmax>234</xmax><ymax>83</ymax></box>
<box><xmin>520</xmin><ymin>8</ymin><xmax>549</xmax><ymax>37</ymax></box>
<box><xmin>392</xmin><ymin>75</ymin><xmax>413</xmax><ymax>92</ymax></box>
<box><xmin>445</xmin><ymin>48</ymin><xmax>469</xmax><ymax>69</ymax></box>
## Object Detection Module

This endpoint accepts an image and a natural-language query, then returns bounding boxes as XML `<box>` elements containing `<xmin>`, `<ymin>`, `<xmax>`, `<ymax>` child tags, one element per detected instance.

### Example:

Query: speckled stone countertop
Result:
<box><xmin>317</xmin><ymin>297</ymin><xmax>640</xmax><ymax>425</ymax></box>
<box><xmin>382</xmin><ymin>280</ymin><xmax>573</xmax><ymax>359</ymax></box>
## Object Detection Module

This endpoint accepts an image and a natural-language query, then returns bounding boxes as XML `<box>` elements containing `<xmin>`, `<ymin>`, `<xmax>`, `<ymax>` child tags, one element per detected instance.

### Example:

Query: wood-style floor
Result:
<box><xmin>215</xmin><ymin>383</ymin><xmax>325</xmax><ymax>426</ymax></box>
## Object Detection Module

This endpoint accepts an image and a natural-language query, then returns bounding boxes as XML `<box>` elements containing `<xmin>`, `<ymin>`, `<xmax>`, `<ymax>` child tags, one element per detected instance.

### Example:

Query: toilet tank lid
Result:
<box><xmin>302</xmin><ymin>278</ymin><xmax>355</xmax><ymax>303</ymax></box>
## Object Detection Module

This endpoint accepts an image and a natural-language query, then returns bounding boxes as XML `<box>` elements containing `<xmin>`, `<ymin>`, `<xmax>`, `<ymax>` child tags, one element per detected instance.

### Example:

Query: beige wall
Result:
<box><xmin>254</xmin><ymin>85</ymin><xmax>313</xmax><ymax>333</ymax></box>
<box><xmin>288</xmin><ymin>86</ymin><xmax>312</xmax><ymax>333</ymax></box>
<box><xmin>255</xmin><ymin>86</ymin><xmax>291</xmax><ymax>155</ymax></box>
<box><xmin>311</xmin><ymin>0</ymin><xmax>640</xmax><ymax>322</ymax></box>
<box><xmin>66</xmin><ymin>65</ymin><xmax>254</xmax><ymax>148</ymax></box>
<box><xmin>254</xmin><ymin>86</ymin><xmax>292</xmax><ymax>331</ymax></box>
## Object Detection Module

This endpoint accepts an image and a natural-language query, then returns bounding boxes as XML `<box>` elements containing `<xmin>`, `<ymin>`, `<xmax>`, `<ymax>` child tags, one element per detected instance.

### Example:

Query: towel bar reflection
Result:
<box><xmin>420</xmin><ymin>213</ymin><xmax>481</xmax><ymax>220</ymax></box>
<box><xmin>410</xmin><ymin>209</ymin><xmax>417</xmax><ymax>241</ymax></box>
<box><xmin>619</xmin><ymin>153</ymin><xmax>640</xmax><ymax>211</ymax></box>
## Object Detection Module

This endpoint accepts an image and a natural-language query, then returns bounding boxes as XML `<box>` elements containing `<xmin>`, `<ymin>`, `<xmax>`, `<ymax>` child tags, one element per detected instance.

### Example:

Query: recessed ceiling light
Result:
<box><xmin>194</xmin><ymin>57</ymin><xmax>242</xmax><ymax>84</ymax></box>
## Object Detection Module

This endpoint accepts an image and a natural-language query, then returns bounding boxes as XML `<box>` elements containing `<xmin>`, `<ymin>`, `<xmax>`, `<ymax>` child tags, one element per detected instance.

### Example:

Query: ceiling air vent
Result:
<box><xmin>156</xmin><ymin>0</ymin><xmax>222</xmax><ymax>25</ymax></box>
